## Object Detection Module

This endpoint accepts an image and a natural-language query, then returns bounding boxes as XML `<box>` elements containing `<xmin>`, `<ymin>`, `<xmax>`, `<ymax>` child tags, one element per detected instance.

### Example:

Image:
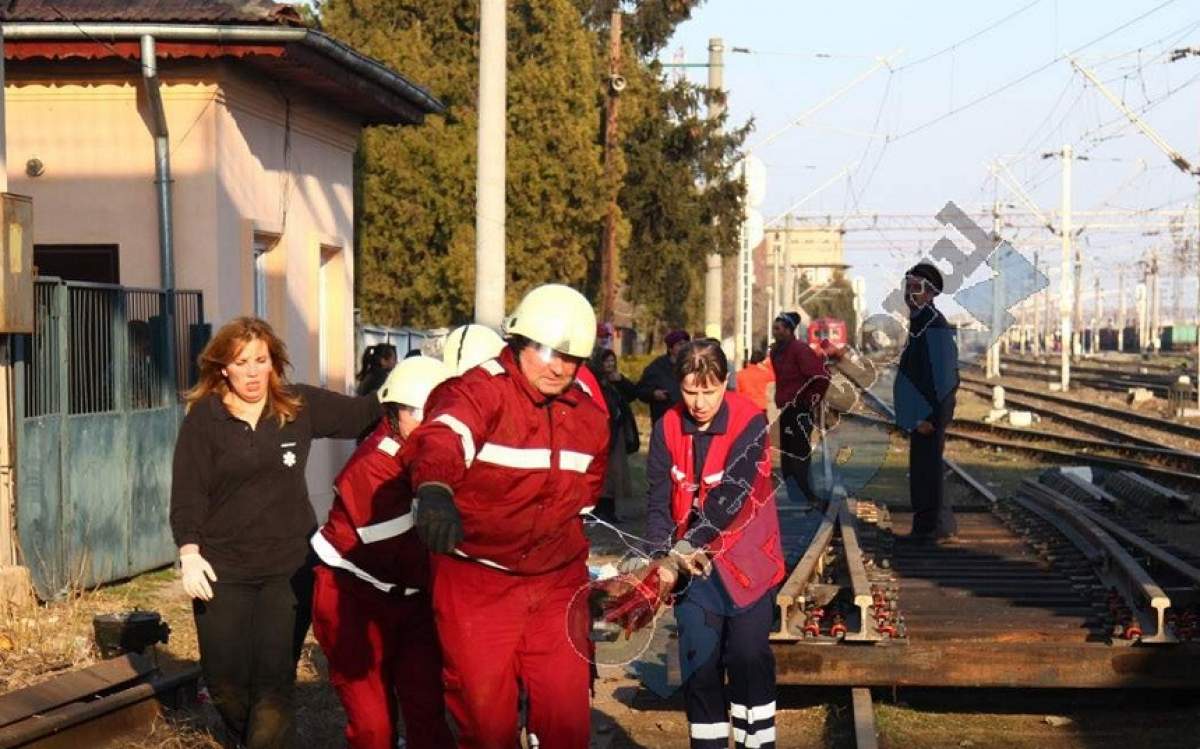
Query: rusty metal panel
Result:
<box><xmin>16</xmin><ymin>414</ymin><xmax>64</xmax><ymax>599</ymax></box>
<box><xmin>127</xmin><ymin>407</ymin><xmax>181</xmax><ymax>573</ymax></box>
<box><xmin>64</xmin><ymin>414</ymin><xmax>129</xmax><ymax>588</ymax></box>
<box><xmin>14</xmin><ymin>280</ymin><xmax>205</xmax><ymax>596</ymax></box>
<box><xmin>0</xmin><ymin>194</ymin><xmax>34</xmax><ymax>334</ymax></box>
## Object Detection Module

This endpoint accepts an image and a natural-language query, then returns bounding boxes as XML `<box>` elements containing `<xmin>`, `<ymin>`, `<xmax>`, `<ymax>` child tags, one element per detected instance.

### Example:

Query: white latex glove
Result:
<box><xmin>668</xmin><ymin>539</ymin><xmax>712</xmax><ymax>578</ymax></box>
<box><xmin>180</xmin><ymin>552</ymin><xmax>217</xmax><ymax>601</ymax></box>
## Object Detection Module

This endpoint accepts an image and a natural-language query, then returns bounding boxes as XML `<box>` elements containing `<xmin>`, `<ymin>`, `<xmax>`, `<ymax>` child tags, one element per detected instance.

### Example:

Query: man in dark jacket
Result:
<box><xmin>894</xmin><ymin>262</ymin><xmax>960</xmax><ymax>542</ymax></box>
<box><xmin>637</xmin><ymin>330</ymin><xmax>690</xmax><ymax>422</ymax></box>
<box><xmin>771</xmin><ymin>312</ymin><xmax>831</xmax><ymax>506</ymax></box>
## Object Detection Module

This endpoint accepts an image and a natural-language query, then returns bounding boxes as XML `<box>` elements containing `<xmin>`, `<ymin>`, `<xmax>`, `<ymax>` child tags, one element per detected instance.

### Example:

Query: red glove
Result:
<box><xmin>602</xmin><ymin>566</ymin><xmax>672</xmax><ymax>637</ymax></box>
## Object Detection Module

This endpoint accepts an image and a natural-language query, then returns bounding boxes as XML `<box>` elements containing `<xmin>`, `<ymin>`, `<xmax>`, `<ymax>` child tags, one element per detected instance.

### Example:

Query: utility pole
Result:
<box><xmin>703</xmin><ymin>38</ymin><xmax>724</xmax><ymax>340</ymax></box>
<box><xmin>1118</xmin><ymin>266</ymin><xmax>1126</xmax><ymax>352</ymax></box>
<box><xmin>1060</xmin><ymin>145</ymin><xmax>1073</xmax><ymax>391</ymax></box>
<box><xmin>474</xmin><ymin>0</ymin><xmax>506</xmax><ymax>327</ymax></box>
<box><xmin>1147</xmin><ymin>247</ymin><xmax>1156</xmax><ymax>350</ymax></box>
<box><xmin>1032</xmin><ymin>252</ymin><xmax>1041</xmax><ymax>355</ymax></box>
<box><xmin>599</xmin><ymin>11</ymin><xmax>623</xmax><ymax>322</ymax></box>
<box><xmin>988</xmin><ymin>200</ymin><xmax>1003</xmax><ymax>379</ymax></box>
<box><xmin>1139</xmin><ymin>280</ymin><xmax>1149</xmax><ymax>351</ymax></box>
<box><xmin>773</xmin><ymin>214</ymin><xmax>790</xmax><ymax>326</ymax></box>
<box><xmin>1043</xmin><ymin>262</ymin><xmax>1052</xmax><ymax>355</ymax></box>
<box><xmin>1092</xmin><ymin>273</ymin><xmax>1101</xmax><ymax>355</ymax></box>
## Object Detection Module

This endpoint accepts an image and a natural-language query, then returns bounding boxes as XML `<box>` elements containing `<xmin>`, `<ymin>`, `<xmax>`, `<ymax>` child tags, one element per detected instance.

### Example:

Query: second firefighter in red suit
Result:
<box><xmin>409</xmin><ymin>284</ymin><xmax>609</xmax><ymax>749</ymax></box>
<box><xmin>310</xmin><ymin>356</ymin><xmax>455</xmax><ymax>749</ymax></box>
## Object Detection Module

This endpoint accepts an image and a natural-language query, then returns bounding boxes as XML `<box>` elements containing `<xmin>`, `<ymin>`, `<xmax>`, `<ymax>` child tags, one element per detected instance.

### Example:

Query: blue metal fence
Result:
<box><xmin>14</xmin><ymin>279</ymin><xmax>207</xmax><ymax>598</ymax></box>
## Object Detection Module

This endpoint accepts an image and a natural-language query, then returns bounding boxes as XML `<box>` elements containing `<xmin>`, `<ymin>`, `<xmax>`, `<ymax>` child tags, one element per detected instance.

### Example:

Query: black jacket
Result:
<box><xmin>170</xmin><ymin>385</ymin><xmax>382</xmax><ymax>581</ymax></box>
<box><xmin>895</xmin><ymin>305</ymin><xmax>959</xmax><ymax>431</ymax></box>
<box><xmin>636</xmin><ymin>354</ymin><xmax>682</xmax><ymax>423</ymax></box>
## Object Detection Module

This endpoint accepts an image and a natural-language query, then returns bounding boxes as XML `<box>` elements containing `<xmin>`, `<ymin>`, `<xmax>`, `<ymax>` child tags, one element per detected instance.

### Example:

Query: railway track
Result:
<box><xmin>959</xmin><ymin>373</ymin><xmax>1200</xmax><ymax>444</ymax></box>
<box><xmin>0</xmin><ymin>654</ymin><xmax>199</xmax><ymax>749</ymax></box>
<box><xmin>767</xmin><ymin>363</ymin><xmax>1200</xmax><ymax>689</ymax></box>
<box><xmin>972</xmin><ymin>358</ymin><xmax>1197</xmax><ymax>401</ymax></box>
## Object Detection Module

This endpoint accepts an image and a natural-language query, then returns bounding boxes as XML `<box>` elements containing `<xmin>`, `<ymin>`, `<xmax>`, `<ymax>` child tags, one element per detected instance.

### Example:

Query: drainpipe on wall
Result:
<box><xmin>139</xmin><ymin>35</ymin><xmax>177</xmax><ymax>398</ymax></box>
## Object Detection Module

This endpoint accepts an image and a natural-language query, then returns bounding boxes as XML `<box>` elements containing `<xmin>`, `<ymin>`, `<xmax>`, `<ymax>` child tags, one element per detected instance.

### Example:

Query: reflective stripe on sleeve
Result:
<box><xmin>355</xmin><ymin>511</ymin><xmax>414</xmax><ymax>544</ymax></box>
<box><xmin>433</xmin><ymin>413</ymin><xmax>477</xmax><ymax>467</ymax></box>
<box><xmin>452</xmin><ymin>548</ymin><xmax>511</xmax><ymax>571</ymax></box>
<box><xmin>476</xmin><ymin>443</ymin><xmax>552</xmax><ymax>469</ymax></box>
<box><xmin>559</xmin><ymin>450</ymin><xmax>594</xmax><ymax>473</ymax></box>
<box><xmin>310</xmin><ymin>530</ymin><xmax>419</xmax><ymax>596</ymax></box>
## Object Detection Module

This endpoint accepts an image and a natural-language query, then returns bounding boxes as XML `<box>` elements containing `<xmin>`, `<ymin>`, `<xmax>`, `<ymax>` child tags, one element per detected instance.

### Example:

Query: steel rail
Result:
<box><xmin>948</xmin><ymin>417</ymin><xmax>1200</xmax><ymax>469</ymax></box>
<box><xmin>983</xmin><ymin>361</ymin><xmax>1186</xmax><ymax>399</ymax></box>
<box><xmin>843</xmin><ymin>410</ymin><xmax>1200</xmax><ymax>491</ymax></box>
<box><xmin>838</xmin><ymin>502</ymin><xmax>883</xmax><ymax>642</ymax></box>
<box><xmin>1033</xmin><ymin>484</ymin><xmax>1200</xmax><ymax>587</ymax></box>
<box><xmin>851</xmin><ymin>688</ymin><xmax>879</xmax><ymax>749</ymax></box>
<box><xmin>1018</xmin><ymin>480</ymin><xmax>1174</xmax><ymax>644</ymax></box>
<box><xmin>956</xmin><ymin>381</ymin><xmax>1167</xmax><ymax>449</ymax></box>
<box><xmin>0</xmin><ymin>664</ymin><xmax>200</xmax><ymax>748</ymax></box>
<box><xmin>774</xmin><ymin>498</ymin><xmax>841</xmax><ymax>639</ymax></box>
<box><xmin>960</xmin><ymin>373</ymin><xmax>1200</xmax><ymax>441</ymax></box>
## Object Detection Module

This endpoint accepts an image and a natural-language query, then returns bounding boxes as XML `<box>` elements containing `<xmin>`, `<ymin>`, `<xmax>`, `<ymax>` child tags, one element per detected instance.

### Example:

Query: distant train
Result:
<box><xmin>804</xmin><ymin>317</ymin><xmax>849</xmax><ymax>355</ymax></box>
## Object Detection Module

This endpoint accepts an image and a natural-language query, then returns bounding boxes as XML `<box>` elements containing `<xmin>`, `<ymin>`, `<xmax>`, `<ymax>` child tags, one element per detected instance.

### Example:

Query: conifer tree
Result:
<box><xmin>323</xmin><ymin>0</ymin><xmax>606</xmax><ymax>327</ymax></box>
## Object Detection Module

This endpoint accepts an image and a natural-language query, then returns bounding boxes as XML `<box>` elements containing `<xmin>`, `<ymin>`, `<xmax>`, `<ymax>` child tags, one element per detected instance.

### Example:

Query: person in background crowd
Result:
<box><xmin>170</xmin><ymin>317</ymin><xmax>383</xmax><ymax>749</ymax></box>
<box><xmin>894</xmin><ymin>262</ymin><xmax>960</xmax><ymax>544</ymax></box>
<box><xmin>408</xmin><ymin>284</ymin><xmax>609</xmax><ymax>748</ymax></box>
<box><xmin>593</xmin><ymin>348</ymin><xmax>640</xmax><ymax>524</ymax></box>
<box><xmin>607</xmin><ymin>339</ymin><xmax>784</xmax><ymax>749</ymax></box>
<box><xmin>734</xmin><ymin>348</ymin><xmax>774</xmax><ymax>415</ymax></box>
<box><xmin>356</xmin><ymin>343</ymin><xmax>398</xmax><ymax>397</ymax></box>
<box><xmin>310</xmin><ymin>356</ymin><xmax>455</xmax><ymax>749</ymax></box>
<box><xmin>770</xmin><ymin>312</ymin><xmax>831</xmax><ymax>506</ymax></box>
<box><xmin>637</xmin><ymin>329</ymin><xmax>691</xmax><ymax>422</ymax></box>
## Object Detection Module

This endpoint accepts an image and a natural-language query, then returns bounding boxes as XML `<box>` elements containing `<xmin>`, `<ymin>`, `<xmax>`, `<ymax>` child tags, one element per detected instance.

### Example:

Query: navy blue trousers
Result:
<box><xmin>675</xmin><ymin>590</ymin><xmax>777</xmax><ymax>749</ymax></box>
<box><xmin>908</xmin><ymin>397</ymin><xmax>958</xmax><ymax>538</ymax></box>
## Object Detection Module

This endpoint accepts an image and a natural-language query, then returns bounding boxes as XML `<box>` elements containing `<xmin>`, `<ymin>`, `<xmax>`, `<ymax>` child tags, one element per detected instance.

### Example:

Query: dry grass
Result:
<box><xmin>0</xmin><ymin>567</ymin><xmax>185</xmax><ymax>693</ymax></box>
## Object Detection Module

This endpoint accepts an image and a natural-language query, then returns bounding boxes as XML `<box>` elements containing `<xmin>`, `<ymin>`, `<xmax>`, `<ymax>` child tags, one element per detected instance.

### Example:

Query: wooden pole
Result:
<box><xmin>600</xmin><ymin>11</ymin><xmax>623</xmax><ymax>322</ymax></box>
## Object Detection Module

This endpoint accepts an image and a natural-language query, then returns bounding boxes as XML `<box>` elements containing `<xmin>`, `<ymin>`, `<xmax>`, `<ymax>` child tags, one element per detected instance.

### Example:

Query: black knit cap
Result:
<box><xmin>906</xmin><ymin>262</ymin><xmax>944</xmax><ymax>294</ymax></box>
<box><xmin>775</xmin><ymin>311</ymin><xmax>801</xmax><ymax>330</ymax></box>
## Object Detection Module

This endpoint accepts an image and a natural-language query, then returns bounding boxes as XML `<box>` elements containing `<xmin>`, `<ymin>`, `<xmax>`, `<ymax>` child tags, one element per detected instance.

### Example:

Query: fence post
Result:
<box><xmin>54</xmin><ymin>282</ymin><xmax>69</xmax><ymax>594</ymax></box>
<box><xmin>112</xmin><ymin>290</ymin><xmax>128</xmax><ymax>413</ymax></box>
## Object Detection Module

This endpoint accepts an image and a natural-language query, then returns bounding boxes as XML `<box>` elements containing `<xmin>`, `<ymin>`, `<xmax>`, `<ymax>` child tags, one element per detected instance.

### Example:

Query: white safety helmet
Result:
<box><xmin>503</xmin><ymin>284</ymin><xmax>596</xmax><ymax>359</ymax></box>
<box><xmin>377</xmin><ymin>355</ymin><xmax>451</xmax><ymax>419</ymax></box>
<box><xmin>443</xmin><ymin>324</ymin><xmax>505</xmax><ymax>375</ymax></box>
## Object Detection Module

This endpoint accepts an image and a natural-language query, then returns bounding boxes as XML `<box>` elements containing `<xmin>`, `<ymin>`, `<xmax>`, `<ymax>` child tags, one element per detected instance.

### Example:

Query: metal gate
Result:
<box><xmin>13</xmin><ymin>279</ymin><xmax>207</xmax><ymax>598</ymax></box>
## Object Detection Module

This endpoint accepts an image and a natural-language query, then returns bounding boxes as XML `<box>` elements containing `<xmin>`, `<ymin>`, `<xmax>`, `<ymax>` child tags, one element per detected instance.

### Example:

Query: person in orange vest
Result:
<box><xmin>607</xmin><ymin>338</ymin><xmax>784</xmax><ymax>749</ymax></box>
<box><xmin>733</xmin><ymin>348</ymin><xmax>774</xmax><ymax>415</ymax></box>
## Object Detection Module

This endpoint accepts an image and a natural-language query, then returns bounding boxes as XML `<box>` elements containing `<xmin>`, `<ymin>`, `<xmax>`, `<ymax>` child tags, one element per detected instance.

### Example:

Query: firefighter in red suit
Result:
<box><xmin>409</xmin><ymin>284</ymin><xmax>609</xmax><ymax>749</ymax></box>
<box><xmin>310</xmin><ymin>355</ymin><xmax>455</xmax><ymax>749</ymax></box>
<box><xmin>606</xmin><ymin>339</ymin><xmax>785</xmax><ymax>749</ymax></box>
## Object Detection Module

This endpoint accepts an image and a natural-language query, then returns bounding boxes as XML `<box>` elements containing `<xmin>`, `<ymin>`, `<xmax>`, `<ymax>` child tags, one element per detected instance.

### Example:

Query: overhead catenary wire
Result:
<box><xmin>889</xmin><ymin>0</ymin><xmax>1182</xmax><ymax>143</ymax></box>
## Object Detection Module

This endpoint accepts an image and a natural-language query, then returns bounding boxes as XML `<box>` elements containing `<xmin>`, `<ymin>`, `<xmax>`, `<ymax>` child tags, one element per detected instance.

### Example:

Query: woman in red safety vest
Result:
<box><xmin>607</xmin><ymin>338</ymin><xmax>784</xmax><ymax>749</ymax></box>
<box><xmin>310</xmin><ymin>356</ymin><xmax>456</xmax><ymax>749</ymax></box>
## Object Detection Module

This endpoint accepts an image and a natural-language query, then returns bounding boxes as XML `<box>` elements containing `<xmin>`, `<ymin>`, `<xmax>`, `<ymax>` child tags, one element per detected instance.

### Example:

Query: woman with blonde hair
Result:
<box><xmin>170</xmin><ymin>316</ymin><xmax>383</xmax><ymax>748</ymax></box>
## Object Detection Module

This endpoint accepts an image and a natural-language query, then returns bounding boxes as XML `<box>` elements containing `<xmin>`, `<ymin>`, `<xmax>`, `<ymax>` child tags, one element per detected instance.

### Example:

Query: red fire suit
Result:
<box><xmin>310</xmin><ymin>421</ymin><xmax>454</xmax><ymax>749</ymax></box>
<box><xmin>407</xmin><ymin>348</ymin><xmax>609</xmax><ymax>749</ymax></box>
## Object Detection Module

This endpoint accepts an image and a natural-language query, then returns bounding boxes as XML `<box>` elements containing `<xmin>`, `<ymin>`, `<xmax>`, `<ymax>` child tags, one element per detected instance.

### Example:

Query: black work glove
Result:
<box><xmin>414</xmin><ymin>484</ymin><xmax>463</xmax><ymax>554</ymax></box>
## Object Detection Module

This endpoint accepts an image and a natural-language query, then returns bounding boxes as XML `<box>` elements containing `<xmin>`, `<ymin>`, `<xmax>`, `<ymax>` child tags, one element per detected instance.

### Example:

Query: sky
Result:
<box><xmin>663</xmin><ymin>0</ymin><xmax>1200</xmax><ymax>320</ymax></box>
